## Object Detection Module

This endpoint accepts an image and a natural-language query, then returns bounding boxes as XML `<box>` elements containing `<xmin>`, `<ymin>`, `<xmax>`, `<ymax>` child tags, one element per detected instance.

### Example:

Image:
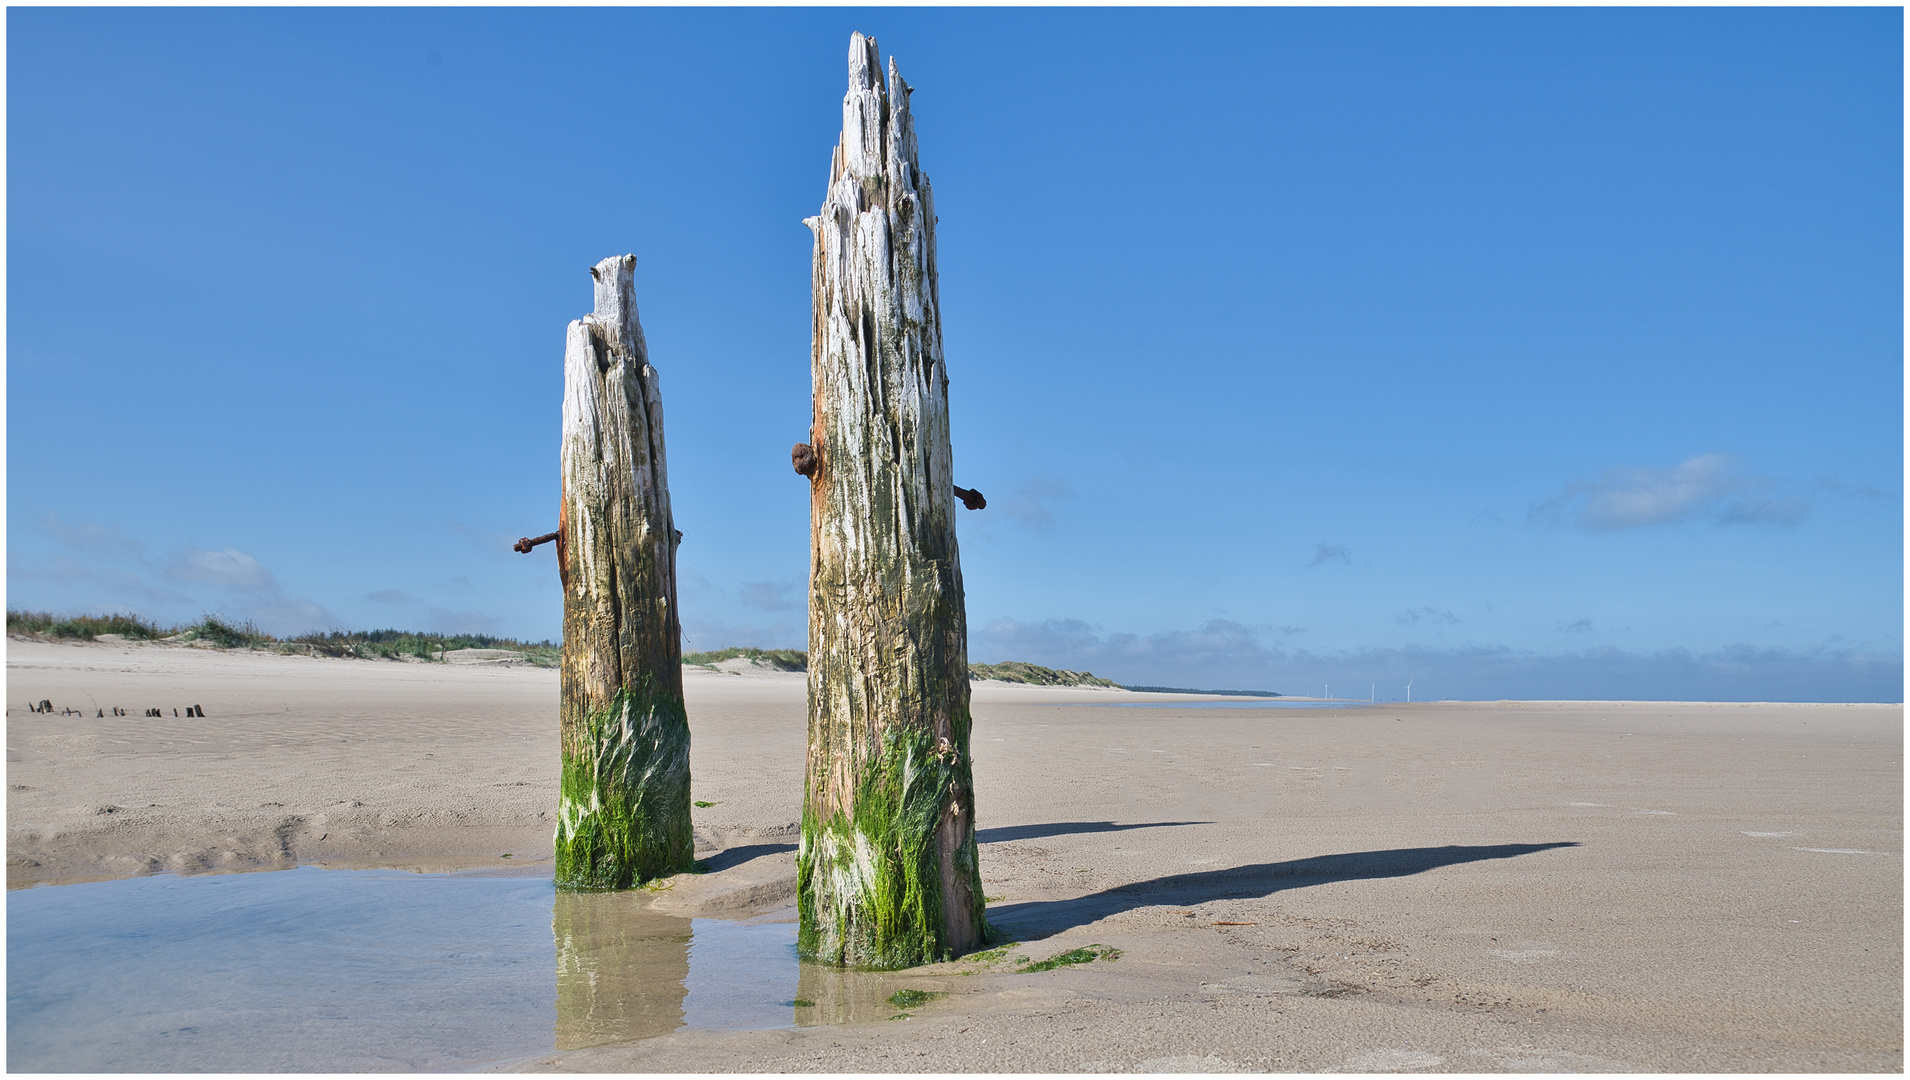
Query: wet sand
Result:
<box><xmin>7</xmin><ymin>636</ymin><xmax>1901</xmax><ymax>1072</ymax></box>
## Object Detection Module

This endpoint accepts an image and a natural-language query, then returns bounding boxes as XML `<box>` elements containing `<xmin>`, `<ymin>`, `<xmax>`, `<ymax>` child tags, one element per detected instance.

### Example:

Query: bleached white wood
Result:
<box><xmin>798</xmin><ymin>33</ymin><xmax>984</xmax><ymax>968</ymax></box>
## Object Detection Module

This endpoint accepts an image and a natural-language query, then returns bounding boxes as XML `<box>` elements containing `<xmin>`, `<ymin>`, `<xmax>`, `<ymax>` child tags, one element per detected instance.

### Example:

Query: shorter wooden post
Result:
<box><xmin>554</xmin><ymin>254</ymin><xmax>693</xmax><ymax>890</ymax></box>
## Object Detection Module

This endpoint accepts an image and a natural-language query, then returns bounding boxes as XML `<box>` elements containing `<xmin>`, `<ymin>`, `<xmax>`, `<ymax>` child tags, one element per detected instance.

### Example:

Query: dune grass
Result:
<box><xmin>6</xmin><ymin>610</ymin><xmax>170</xmax><ymax>642</ymax></box>
<box><xmin>967</xmin><ymin>660</ymin><xmax>1119</xmax><ymax>688</ymax></box>
<box><xmin>10</xmin><ymin>613</ymin><xmax>1124</xmax><ymax>685</ymax></box>
<box><xmin>6</xmin><ymin>608</ymin><xmax>558</xmax><ymax>666</ymax></box>
<box><xmin>682</xmin><ymin>646</ymin><xmax>809</xmax><ymax>672</ymax></box>
<box><xmin>684</xmin><ymin>648</ymin><xmax>1121</xmax><ymax>689</ymax></box>
<box><xmin>286</xmin><ymin>628</ymin><xmax>557</xmax><ymax>665</ymax></box>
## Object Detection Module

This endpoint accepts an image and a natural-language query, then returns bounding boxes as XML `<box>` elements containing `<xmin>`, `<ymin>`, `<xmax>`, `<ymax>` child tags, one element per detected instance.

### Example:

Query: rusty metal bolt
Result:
<box><xmin>953</xmin><ymin>485</ymin><xmax>986</xmax><ymax>511</ymax></box>
<box><xmin>514</xmin><ymin>531</ymin><xmax>559</xmax><ymax>554</ymax></box>
<box><xmin>792</xmin><ymin>442</ymin><xmax>818</xmax><ymax>477</ymax></box>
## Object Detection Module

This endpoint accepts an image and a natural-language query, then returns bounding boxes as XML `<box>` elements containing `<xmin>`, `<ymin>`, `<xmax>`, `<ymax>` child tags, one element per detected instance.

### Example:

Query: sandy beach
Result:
<box><xmin>6</xmin><ymin>636</ymin><xmax>1900</xmax><ymax>1072</ymax></box>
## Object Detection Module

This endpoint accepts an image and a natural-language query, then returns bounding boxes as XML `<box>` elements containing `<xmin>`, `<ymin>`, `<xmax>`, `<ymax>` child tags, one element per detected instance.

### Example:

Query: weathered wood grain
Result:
<box><xmin>797</xmin><ymin>32</ymin><xmax>987</xmax><ymax>967</ymax></box>
<box><xmin>555</xmin><ymin>254</ymin><xmax>693</xmax><ymax>890</ymax></box>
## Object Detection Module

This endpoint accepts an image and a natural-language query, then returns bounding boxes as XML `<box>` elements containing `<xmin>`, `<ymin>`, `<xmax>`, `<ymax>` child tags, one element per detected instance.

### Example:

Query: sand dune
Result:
<box><xmin>6</xmin><ymin>636</ymin><xmax>1900</xmax><ymax>1071</ymax></box>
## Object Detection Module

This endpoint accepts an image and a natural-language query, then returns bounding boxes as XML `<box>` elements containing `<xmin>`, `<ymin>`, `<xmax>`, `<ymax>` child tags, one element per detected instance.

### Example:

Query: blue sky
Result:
<box><xmin>8</xmin><ymin>7</ymin><xmax>1902</xmax><ymax>701</ymax></box>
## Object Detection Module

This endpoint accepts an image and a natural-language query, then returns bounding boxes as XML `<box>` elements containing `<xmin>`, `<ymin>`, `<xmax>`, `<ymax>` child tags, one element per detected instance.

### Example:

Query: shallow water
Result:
<box><xmin>7</xmin><ymin>866</ymin><xmax>799</xmax><ymax>1072</ymax></box>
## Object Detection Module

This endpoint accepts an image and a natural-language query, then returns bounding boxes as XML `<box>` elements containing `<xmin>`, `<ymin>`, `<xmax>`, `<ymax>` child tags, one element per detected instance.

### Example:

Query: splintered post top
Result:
<box><xmin>838</xmin><ymin>32</ymin><xmax>917</xmax><ymax>189</ymax></box>
<box><xmin>587</xmin><ymin>254</ymin><xmax>640</xmax><ymax>354</ymax></box>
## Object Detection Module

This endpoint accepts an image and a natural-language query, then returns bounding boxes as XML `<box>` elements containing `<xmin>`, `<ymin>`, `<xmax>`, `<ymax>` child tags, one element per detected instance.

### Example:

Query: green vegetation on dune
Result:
<box><xmin>191</xmin><ymin>614</ymin><xmax>271</xmax><ymax>648</ymax></box>
<box><xmin>682</xmin><ymin>648</ymin><xmax>1119</xmax><ymax>689</ymax></box>
<box><xmin>968</xmin><ymin>661</ymin><xmax>1119</xmax><ymax>688</ymax></box>
<box><xmin>682</xmin><ymin>646</ymin><xmax>808</xmax><ymax>672</ymax></box>
<box><xmin>1123</xmin><ymin>684</ymin><xmax>1282</xmax><ymax>697</ymax></box>
<box><xmin>7</xmin><ymin>610</ymin><xmax>169</xmax><ymax>641</ymax></box>
<box><xmin>6</xmin><ymin>608</ymin><xmax>558</xmax><ymax>666</ymax></box>
<box><xmin>287</xmin><ymin>628</ymin><xmax>558</xmax><ymax>665</ymax></box>
<box><xmin>12</xmin><ymin>614</ymin><xmax>1128</xmax><ymax>688</ymax></box>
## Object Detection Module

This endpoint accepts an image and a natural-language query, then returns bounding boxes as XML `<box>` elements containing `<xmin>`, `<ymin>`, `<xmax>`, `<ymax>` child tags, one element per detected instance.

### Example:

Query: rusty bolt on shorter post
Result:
<box><xmin>953</xmin><ymin>486</ymin><xmax>986</xmax><ymax>511</ymax></box>
<box><xmin>514</xmin><ymin>531</ymin><xmax>559</xmax><ymax>554</ymax></box>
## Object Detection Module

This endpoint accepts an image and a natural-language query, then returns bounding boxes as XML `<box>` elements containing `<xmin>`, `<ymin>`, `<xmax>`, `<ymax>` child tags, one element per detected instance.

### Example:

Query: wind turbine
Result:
<box><xmin>1406</xmin><ymin>679</ymin><xmax>1414</xmax><ymax>704</ymax></box>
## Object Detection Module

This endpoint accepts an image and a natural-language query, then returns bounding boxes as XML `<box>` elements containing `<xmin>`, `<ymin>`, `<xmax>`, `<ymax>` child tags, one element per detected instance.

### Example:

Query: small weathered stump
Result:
<box><xmin>555</xmin><ymin>254</ymin><xmax>693</xmax><ymax>890</ymax></box>
<box><xmin>796</xmin><ymin>32</ymin><xmax>987</xmax><ymax>968</ymax></box>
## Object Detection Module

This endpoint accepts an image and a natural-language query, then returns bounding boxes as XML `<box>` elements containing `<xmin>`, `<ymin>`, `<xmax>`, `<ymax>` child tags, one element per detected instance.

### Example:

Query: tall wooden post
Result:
<box><xmin>555</xmin><ymin>254</ymin><xmax>693</xmax><ymax>890</ymax></box>
<box><xmin>796</xmin><ymin>33</ymin><xmax>986</xmax><ymax>968</ymax></box>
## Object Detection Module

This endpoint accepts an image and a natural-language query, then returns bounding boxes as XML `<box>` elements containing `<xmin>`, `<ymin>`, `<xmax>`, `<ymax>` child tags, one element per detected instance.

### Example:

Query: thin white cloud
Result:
<box><xmin>24</xmin><ymin>517</ymin><xmax>380</xmax><ymax>637</ymax></box>
<box><xmin>976</xmin><ymin>617</ymin><xmax>1275</xmax><ymax>680</ymax></box>
<box><xmin>1398</xmin><ymin>608</ymin><xmax>1460</xmax><ymax>627</ymax></box>
<box><xmin>424</xmin><ymin>607</ymin><xmax>504</xmax><ymax>636</ymax></box>
<box><xmin>999</xmin><ymin>477</ymin><xmax>1072</xmax><ymax>528</ymax></box>
<box><xmin>9</xmin><ymin>552</ymin><xmax>195</xmax><ymax>606</ymax></box>
<box><xmin>681</xmin><ymin>614</ymin><xmax>804</xmax><ymax>653</ymax></box>
<box><xmin>1541</xmin><ymin>453</ymin><xmax>1808</xmax><ymax>530</ymax></box>
<box><xmin>739</xmin><ymin>579</ymin><xmax>803</xmax><ymax>612</ymax></box>
<box><xmin>43</xmin><ymin>513</ymin><xmax>145</xmax><ymax>556</ymax></box>
<box><xmin>166</xmin><ymin>548</ymin><xmax>277</xmax><ymax>590</ymax></box>
<box><xmin>247</xmin><ymin>597</ymin><xmax>340</xmax><ymax>635</ymax></box>
<box><xmin>365</xmin><ymin>589</ymin><xmax>419</xmax><ymax>604</ymax></box>
<box><xmin>1310</xmin><ymin>544</ymin><xmax>1351</xmax><ymax>566</ymax></box>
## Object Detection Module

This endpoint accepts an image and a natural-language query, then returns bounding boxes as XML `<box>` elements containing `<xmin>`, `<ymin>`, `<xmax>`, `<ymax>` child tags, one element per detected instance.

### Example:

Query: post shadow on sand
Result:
<box><xmin>700</xmin><ymin>843</ymin><xmax>797</xmax><ymax>872</ymax></box>
<box><xmin>987</xmin><ymin>842</ymin><xmax>1581</xmax><ymax>940</ymax></box>
<box><xmin>701</xmin><ymin>823</ymin><xmax>1203</xmax><ymax>870</ymax></box>
<box><xmin>976</xmin><ymin>820</ymin><xmax>1210</xmax><ymax>845</ymax></box>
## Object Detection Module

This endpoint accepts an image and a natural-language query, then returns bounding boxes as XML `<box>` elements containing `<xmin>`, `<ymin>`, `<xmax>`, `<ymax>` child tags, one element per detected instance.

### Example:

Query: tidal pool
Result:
<box><xmin>7</xmin><ymin>866</ymin><xmax>800</xmax><ymax>1072</ymax></box>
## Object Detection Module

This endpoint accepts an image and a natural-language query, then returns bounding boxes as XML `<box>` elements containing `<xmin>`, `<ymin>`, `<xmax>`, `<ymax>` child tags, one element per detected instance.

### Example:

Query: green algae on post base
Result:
<box><xmin>797</xmin><ymin>726</ymin><xmax>989</xmax><ymax>969</ymax></box>
<box><xmin>555</xmin><ymin>684</ymin><xmax>694</xmax><ymax>890</ymax></box>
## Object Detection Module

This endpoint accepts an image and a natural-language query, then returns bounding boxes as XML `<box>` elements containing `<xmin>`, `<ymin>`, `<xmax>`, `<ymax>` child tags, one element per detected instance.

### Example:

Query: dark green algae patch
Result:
<box><xmin>555</xmin><ymin>685</ymin><xmax>695</xmax><ymax>891</ymax></box>
<box><xmin>797</xmin><ymin>726</ymin><xmax>991</xmax><ymax>970</ymax></box>
<box><xmin>1017</xmin><ymin>945</ymin><xmax>1122</xmax><ymax>972</ymax></box>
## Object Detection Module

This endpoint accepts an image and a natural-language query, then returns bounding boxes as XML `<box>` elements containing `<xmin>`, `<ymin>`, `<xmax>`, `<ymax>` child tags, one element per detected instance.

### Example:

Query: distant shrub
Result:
<box><xmin>683</xmin><ymin>647</ymin><xmax>808</xmax><ymax>672</ymax></box>
<box><xmin>186</xmin><ymin>614</ymin><xmax>271</xmax><ymax>649</ymax></box>
<box><xmin>8</xmin><ymin>606</ymin><xmax>559</xmax><ymax>665</ymax></box>
<box><xmin>7</xmin><ymin>609</ymin><xmax>169</xmax><ymax>641</ymax></box>
<box><xmin>968</xmin><ymin>661</ymin><xmax>1118</xmax><ymax>688</ymax></box>
<box><xmin>287</xmin><ymin>628</ymin><xmax>558</xmax><ymax>666</ymax></box>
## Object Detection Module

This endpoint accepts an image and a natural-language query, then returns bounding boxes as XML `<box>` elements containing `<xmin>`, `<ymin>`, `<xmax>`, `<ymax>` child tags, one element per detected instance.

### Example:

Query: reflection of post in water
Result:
<box><xmin>792</xmin><ymin>961</ymin><xmax>907</xmax><ymax>1027</ymax></box>
<box><xmin>553</xmin><ymin>891</ymin><xmax>692</xmax><ymax>1050</ymax></box>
